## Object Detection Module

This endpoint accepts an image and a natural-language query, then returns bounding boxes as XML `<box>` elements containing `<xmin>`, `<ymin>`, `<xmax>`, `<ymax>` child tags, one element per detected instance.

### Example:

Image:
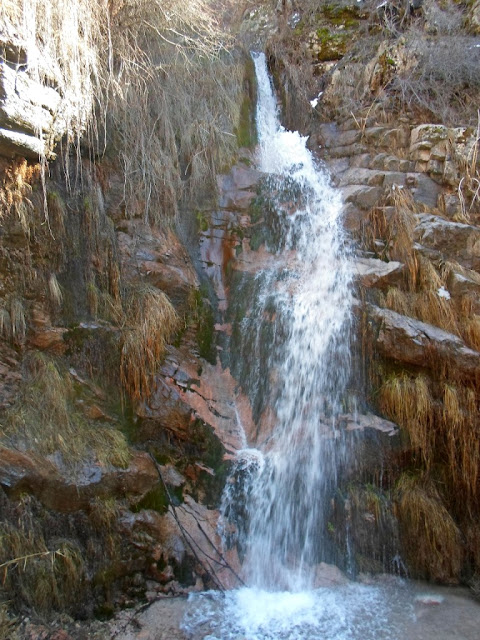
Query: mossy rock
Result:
<box><xmin>190</xmin><ymin>287</ymin><xmax>216</xmax><ymax>364</ymax></box>
<box><xmin>312</xmin><ymin>28</ymin><xmax>349</xmax><ymax>62</ymax></box>
<box><xmin>321</xmin><ymin>3</ymin><xmax>362</xmax><ymax>27</ymax></box>
<box><xmin>235</xmin><ymin>56</ymin><xmax>257</xmax><ymax>148</ymax></box>
<box><xmin>131</xmin><ymin>484</ymin><xmax>169</xmax><ymax>514</ymax></box>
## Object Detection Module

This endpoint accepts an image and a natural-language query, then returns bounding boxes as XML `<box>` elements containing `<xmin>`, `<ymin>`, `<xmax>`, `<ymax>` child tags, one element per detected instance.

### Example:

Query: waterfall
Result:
<box><xmin>233</xmin><ymin>51</ymin><xmax>354</xmax><ymax>590</ymax></box>
<box><xmin>182</xmin><ymin>53</ymin><xmax>410</xmax><ymax>640</ymax></box>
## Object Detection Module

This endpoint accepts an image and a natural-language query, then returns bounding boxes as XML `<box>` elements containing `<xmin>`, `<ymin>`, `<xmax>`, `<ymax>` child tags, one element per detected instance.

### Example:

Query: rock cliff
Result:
<box><xmin>1</xmin><ymin>0</ymin><xmax>480</xmax><ymax>635</ymax></box>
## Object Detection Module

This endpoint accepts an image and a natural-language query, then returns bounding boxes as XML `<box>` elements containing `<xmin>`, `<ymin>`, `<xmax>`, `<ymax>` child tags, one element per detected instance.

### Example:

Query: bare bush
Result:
<box><xmin>391</xmin><ymin>32</ymin><xmax>480</xmax><ymax>124</ymax></box>
<box><xmin>1</xmin><ymin>0</ymin><xmax>243</xmax><ymax>223</ymax></box>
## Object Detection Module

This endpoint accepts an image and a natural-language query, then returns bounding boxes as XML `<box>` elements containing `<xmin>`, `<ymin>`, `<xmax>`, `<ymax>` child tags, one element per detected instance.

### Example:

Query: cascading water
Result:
<box><xmin>182</xmin><ymin>53</ymin><xmax>414</xmax><ymax>640</ymax></box>
<box><xmin>238</xmin><ymin>49</ymin><xmax>354</xmax><ymax>592</ymax></box>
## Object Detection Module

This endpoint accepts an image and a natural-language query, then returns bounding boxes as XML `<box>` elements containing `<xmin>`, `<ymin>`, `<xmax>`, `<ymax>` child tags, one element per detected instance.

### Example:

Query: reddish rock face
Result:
<box><xmin>137</xmin><ymin>347</ymin><xmax>253</xmax><ymax>457</ymax></box>
<box><xmin>117</xmin><ymin>221</ymin><xmax>199</xmax><ymax>312</ymax></box>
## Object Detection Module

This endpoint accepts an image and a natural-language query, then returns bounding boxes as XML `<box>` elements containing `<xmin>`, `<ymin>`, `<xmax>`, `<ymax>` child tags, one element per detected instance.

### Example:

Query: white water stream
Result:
<box><xmin>236</xmin><ymin>51</ymin><xmax>354</xmax><ymax>591</ymax></box>
<box><xmin>182</xmin><ymin>51</ymin><xmax>366</xmax><ymax>639</ymax></box>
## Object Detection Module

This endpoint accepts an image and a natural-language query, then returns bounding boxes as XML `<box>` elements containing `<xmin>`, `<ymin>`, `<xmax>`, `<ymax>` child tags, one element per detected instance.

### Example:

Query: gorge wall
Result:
<box><xmin>0</xmin><ymin>0</ymin><xmax>480</xmax><ymax>636</ymax></box>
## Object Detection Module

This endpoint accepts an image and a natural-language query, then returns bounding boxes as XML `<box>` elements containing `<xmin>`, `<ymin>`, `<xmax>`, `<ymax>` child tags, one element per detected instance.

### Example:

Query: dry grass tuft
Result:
<box><xmin>413</xmin><ymin>290</ymin><xmax>458</xmax><ymax>334</ymax></box>
<box><xmin>418</xmin><ymin>257</ymin><xmax>442</xmax><ymax>292</ymax></box>
<box><xmin>381</xmin><ymin>287</ymin><xmax>411</xmax><ymax>316</ymax></box>
<box><xmin>379</xmin><ymin>374</ymin><xmax>433</xmax><ymax>465</ymax></box>
<box><xmin>0</xmin><ymin>604</ymin><xmax>18</xmax><ymax>640</ymax></box>
<box><xmin>461</xmin><ymin>316</ymin><xmax>480</xmax><ymax>351</ymax></box>
<box><xmin>395</xmin><ymin>473</ymin><xmax>463</xmax><ymax>581</ymax></box>
<box><xmin>121</xmin><ymin>285</ymin><xmax>180</xmax><ymax>402</ymax></box>
<box><xmin>48</xmin><ymin>274</ymin><xmax>63</xmax><ymax>311</ymax></box>
<box><xmin>0</xmin><ymin>520</ymin><xmax>84</xmax><ymax>614</ymax></box>
<box><xmin>0</xmin><ymin>296</ymin><xmax>27</xmax><ymax>347</ymax></box>
<box><xmin>0</xmin><ymin>160</ymin><xmax>39</xmax><ymax>232</ymax></box>
<box><xmin>441</xmin><ymin>384</ymin><xmax>479</xmax><ymax>500</ymax></box>
<box><xmin>1</xmin><ymin>353</ymin><xmax>130</xmax><ymax>468</ymax></box>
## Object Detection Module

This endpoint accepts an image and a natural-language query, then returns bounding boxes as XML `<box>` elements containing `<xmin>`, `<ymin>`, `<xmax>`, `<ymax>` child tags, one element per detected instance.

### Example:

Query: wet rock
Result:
<box><xmin>354</xmin><ymin>257</ymin><xmax>404</xmax><ymax>288</ymax></box>
<box><xmin>0</xmin><ymin>447</ymin><xmax>158</xmax><ymax>511</ymax></box>
<box><xmin>313</xmin><ymin>562</ymin><xmax>349</xmax><ymax>587</ymax></box>
<box><xmin>138</xmin><ymin>348</ymin><xmax>252</xmax><ymax>456</ymax></box>
<box><xmin>119</xmin><ymin>495</ymin><xmax>237</xmax><ymax>589</ymax></box>
<box><xmin>217</xmin><ymin>162</ymin><xmax>262</xmax><ymax>210</ymax></box>
<box><xmin>341</xmin><ymin>412</ymin><xmax>398</xmax><ymax>436</ymax></box>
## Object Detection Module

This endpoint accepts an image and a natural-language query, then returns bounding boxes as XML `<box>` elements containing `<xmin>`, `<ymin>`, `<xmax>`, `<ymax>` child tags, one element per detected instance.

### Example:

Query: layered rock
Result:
<box><xmin>0</xmin><ymin>36</ymin><xmax>65</xmax><ymax>158</ymax></box>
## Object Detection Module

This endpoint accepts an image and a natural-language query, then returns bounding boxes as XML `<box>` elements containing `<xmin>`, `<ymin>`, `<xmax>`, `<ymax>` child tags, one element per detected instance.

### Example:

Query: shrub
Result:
<box><xmin>120</xmin><ymin>285</ymin><xmax>180</xmax><ymax>402</ymax></box>
<box><xmin>1</xmin><ymin>0</ymin><xmax>243</xmax><ymax>223</ymax></box>
<box><xmin>395</xmin><ymin>473</ymin><xmax>463</xmax><ymax>581</ymax></box>
<box><xmin>1</xmin><ymin>353</ymin><xmax>130</xmax><ymax>468</ymax></box>
<box><xmin>391</xmin><ymin>32</ymin><xmax>480</xmax><ymax>125</ymax></box>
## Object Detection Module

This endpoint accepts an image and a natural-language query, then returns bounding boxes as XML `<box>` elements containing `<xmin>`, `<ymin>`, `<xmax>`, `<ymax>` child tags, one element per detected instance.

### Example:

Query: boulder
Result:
<box><xmin>313</xmin><ymin>562</ymin><xmax>350</xmax><ymax>587</ymax></box>
<box><xmin>414</xmin><ymin>214</ymin><xmax>480</xmax><ymax>269</ymax></box>
<box><xmin>338</xmin><ymin>168</ymin><xmax>386</xmax><ymax>187</ymax></box>
<box><xmin>340</xmin><ymin>184</ymin><xmax>383</xmax><ymax>210</ymax></box>
<box><xmin>368</xmin><ymin>304</ymin><xmax>480</xmax><ymax>376</ymax></box>
<box><xmin>447</xmin><ymin>268</ymin><xmax>480</xmax><ymax>311</ymax></box>
<box><xmin>354</xmin><ymin>257</ymin><xmax>404</xmax><ymax>288</ymax></box>
<box><xmin>0</xmin><ymin>61</ymin><xmax>63</xmax><ymax>158</ymax></box>
<box><xmin>0</xmin><ymin>447</ymin><xmax>159</xmax><ymax>512</ymax></box>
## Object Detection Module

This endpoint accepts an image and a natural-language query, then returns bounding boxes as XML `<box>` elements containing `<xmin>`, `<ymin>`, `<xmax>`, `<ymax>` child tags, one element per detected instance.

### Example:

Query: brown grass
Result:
<box><xmin>380</xmin><ymin>249</ymin><xmax>462</xmax><ymax>337</ymax></box>
<box><xmin>120</xmin><ymin>285</ymin><xmax>180</xmax><ymax>402</ymax></box>
<box><xmin>2</xmin><ymin>0</ymin><xmax>242</xmax><ymax>223</ymax></box>
<box><xmin>441</xmin><ymin>384</ymin><xmax>479</xmax><ymax>501</ymax></box>
<box><xmin>413</xmin><ymin>291</ymin><xmax>458</xmax><ymax>334</ymax></box>
<box><xmin>0</xmin><ymin>520</ymin><xmax>85</xmax><ymax>614</ymax></box>
<box><xmin>395</xmin><ymin>473</ymin><xmax>463</xmax><ymax>581</ymax></box>
<box><xmin>0</xmin><ymin>353</ymin><xmax>130</xmax><ymax>468</ymax></box>
<box><xmin>379</xmin><ymin>374</ymin><xmax>434</xmax><ymax>465</ymax></box>
<box><xmin>0</xmin><ymin>296</ymin><xmax>27</xmax><ymax>347</ymax></box>
<box><xmin>0</xmin><ymin>160</ymin><xmax>39</xmax><ymax>233</ymax></box>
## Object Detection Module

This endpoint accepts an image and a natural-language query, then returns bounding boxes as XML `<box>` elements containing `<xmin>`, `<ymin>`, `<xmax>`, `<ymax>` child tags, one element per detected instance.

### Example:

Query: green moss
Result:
<box><xmin>132</xmin><ymin>484</ymin><xmax>169</xmax><ymax>514</ymax></box>
<box><xmin>321</xmin><ymin>3</ymin><xmax>361</xmax><ymax>26</ymax></box>
<box><xmin>195</xmin><ymin>210</ymin><xmax>210</xmax><ymax>233</ymax></box>
<box><xmin>314</xmin><ymin>27</ymin><xmax>348</xmax><ymax>62</ymax></box>
<box><xmin>197</xmin><ymin>301</ymin><xmax>216</xmax><ymax>364</ymax></box>
<box><xmin>249</xmin><ymin>227</ymin><xmax>266</xmax><ymax>251</ymax></box>
<box><xmin>235</xmin><ymin>57</ymin><xmax>257</xmax><ymax>148</ymax></box>
<box><xmin>236</xmin><ymin>96</ymin><xmax>256</xmax><ymax>148</ymax></box>
<box><xmin>249</xmin><ymin>195</ymin><xmax>265</xmax><ymax>224</ymax></box>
